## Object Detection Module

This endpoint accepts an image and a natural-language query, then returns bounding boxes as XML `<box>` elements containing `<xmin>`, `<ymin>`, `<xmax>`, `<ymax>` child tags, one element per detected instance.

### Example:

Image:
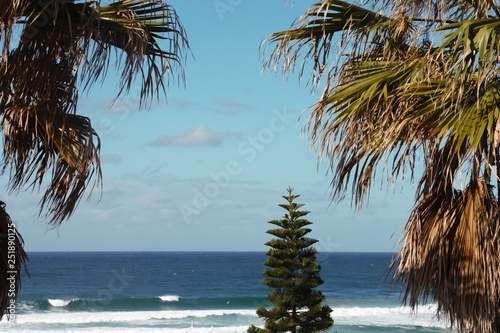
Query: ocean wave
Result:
<box><xmin>3</xmin><ymin>304</ymin><xmax>447</xmax><ymax>327</ymax></box>
<box><xmin>0</xmin><ymin>325</ymin><xmax>254</xmax><ymax>333</ymax></box>
<box><xmin>158</xmin><ymin>295</ymin><xmax>180</xmax><ymax>302</ymax></box>
<box><xmin>332</xmin><ymin>304</ymin><xmax>448</xmax><ymax>328</ymax></box>
<box><xmin>20</xmin><ymin>296</ymin><xmax>269</xmax><ymax>312</ymax></box>
<box><xmin>0</xmin><ymin>304</ymin><xmax>453</xmax><ymax>333</ymax></box>
<box><xmin>25</xmin><ymin>297</ymin><xmax>440</xmax><ymax>317</ymax></box>
<box><xmin>1</xmin><ymin>309</ymin><xmax>258</xmax><ymax>325</ymax></box>
<box><xmin>334</xmin><ymin>304</ymin><xmax>437</xmax><ymax>316</ymax></box>
<box><xmin>47</xmin><ymin>299</ymin><xmax>76</xmax><ymax>307</ymax></box>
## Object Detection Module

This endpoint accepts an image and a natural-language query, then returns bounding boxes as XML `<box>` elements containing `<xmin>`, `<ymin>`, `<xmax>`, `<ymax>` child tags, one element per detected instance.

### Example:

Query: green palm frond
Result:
<box><xmin>400</xmin><ymin>76</ymin><xmax>500</xmax><ymax>169</ymax></box>
<box><xmin>302</xmin><ymin>15</ymin><xmax>500</xmax><ymax>207</ymax></box>
<box><xmin>305</xmin><ymin>54</ymin><xmax>432</xmax><ymax>206</ymax></box>
<box><xmin>267</xmin><ymin>0</ymin><xmax>387</xmax><ymax>42</ymax></box>
<box><xmin>262</xmin><ymin>0</ymin><xmax>392</xmax><ymax>85</ymax></box>
<box><xmin>435</xmin><ymin>19</ymin><xmax>500</xmax><ymax>84</ymax></box>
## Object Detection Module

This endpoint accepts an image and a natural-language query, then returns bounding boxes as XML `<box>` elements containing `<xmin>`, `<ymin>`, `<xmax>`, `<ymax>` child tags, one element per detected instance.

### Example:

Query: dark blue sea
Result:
<box><xmin>0</xmin><ymin>252</ymin><xmax>453</xmax><ymax>332</ymax></box>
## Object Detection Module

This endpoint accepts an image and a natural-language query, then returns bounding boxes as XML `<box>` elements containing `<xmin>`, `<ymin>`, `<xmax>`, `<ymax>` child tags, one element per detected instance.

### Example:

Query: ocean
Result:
<box><xmin>0</xmin><ymin>252</ymin><xmax>454</xmax><ymax>332</ymax></box>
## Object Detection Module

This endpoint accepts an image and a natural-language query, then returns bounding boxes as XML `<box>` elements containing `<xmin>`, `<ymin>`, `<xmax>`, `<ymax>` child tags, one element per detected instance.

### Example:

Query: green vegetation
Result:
<box><xmin>248</xmin><ymin>187</ymin><xmax>333</xmax><ymax>333</ymax></box>
<box><xmin>263</xmin><ymin>0</ymin><xmax>500</xmax><ymax>331</ymax></box>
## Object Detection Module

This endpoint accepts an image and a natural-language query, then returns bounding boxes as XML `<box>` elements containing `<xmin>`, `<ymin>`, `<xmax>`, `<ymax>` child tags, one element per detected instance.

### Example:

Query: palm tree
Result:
<box><xmin>0</xmin><ymin>0</ymin><xmax>188</xmax><ymax>319</ymax></box>
<box><xmin>263</xmin><ymin>0</ymin><xmax>500</xmax><ymax>332</ymax></box>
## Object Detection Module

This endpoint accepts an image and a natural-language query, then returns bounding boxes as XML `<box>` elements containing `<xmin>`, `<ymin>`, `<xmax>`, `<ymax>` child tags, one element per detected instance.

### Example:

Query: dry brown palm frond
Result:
<box><xmin>380</xmin><ymin>0</ymin><xmax>499</xmax><ymax>21</ymax></box>
<box><xmin>0</xmin><ymin>201</ymin><xmax>28</xmax><ymax>320</ymax></box>
<box><xmin>393</xmin><ymin>179</ymin><xmax>500</xmax><ymax>333</ymax></box>
<box><xmin>89</xmin><ymin>0</ymin><xmax>189</xmax><ymax>107</ymax></box>
<box><xmin>415</xmin><ymin>140</ymin><xmax>468</xmax><ymax>199</ymax></box>
<box><xmin>461</xmin><ymin>0</ymin><xmax>500</xmax><ymax>18</ymax></box>
<box><xmin>1</xmin><ymin>22</ymin><xmax>101</xmax><ymax>225</ymax></box>
<box><xmin>37</xmin><ymin>113</ymin><xmax>102</xmax><ymax>225</ymax></box>
<box><xmin>1</xmin><ymin>103</ymin><xmax>101</xmax><ymax>225</ymax></box>
<box><xmin>17</xmin><ymin>0</ymin><xmax>187</xmax><ymax>105</ymax></box>
<box><xmin>0</xmin><ymin>0</ymin><xmax>30</xmax><ymax>58</ymax></box>
<box><xmin>0</xmin><ymin>0</ymin><xmax>187</xmax><ymax>225</ymax></box>
<box><xmin>382</xmin><ymin>0</ymin><xmax>450</xmax><ymax>21</ymax></box>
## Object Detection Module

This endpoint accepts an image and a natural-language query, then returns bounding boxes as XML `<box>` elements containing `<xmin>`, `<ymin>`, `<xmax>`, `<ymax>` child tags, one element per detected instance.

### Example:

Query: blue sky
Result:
<box><xmin>4</xmin><ymin>0</ymin><xmax>416</xmax><ymax>252</ymax></box>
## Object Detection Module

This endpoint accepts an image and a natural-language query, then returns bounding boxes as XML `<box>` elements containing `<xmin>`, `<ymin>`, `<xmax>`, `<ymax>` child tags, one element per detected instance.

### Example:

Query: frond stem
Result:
<box><xmin>411</xmin><ymin>18</ymin><xmax>457</xmax><ymax>25</ymax></box>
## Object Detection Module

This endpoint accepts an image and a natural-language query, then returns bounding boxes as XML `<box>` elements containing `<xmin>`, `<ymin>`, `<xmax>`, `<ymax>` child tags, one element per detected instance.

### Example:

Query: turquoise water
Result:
<box><xmin>0</xmin><ymin>252</ymin><xmax>454</xmax><ymax>332</ymax></box>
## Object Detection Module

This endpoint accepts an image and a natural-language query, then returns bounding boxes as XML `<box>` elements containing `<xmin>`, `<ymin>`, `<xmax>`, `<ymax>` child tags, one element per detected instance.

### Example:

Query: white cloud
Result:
<box><xmin>212</xmin><ymin>97</ymin><xmax>254</xmax><ymax>114</ymax></box>
<box><xmin>151</xmin><ymin>126</ymin><xmax>239</xmax><ymax>147</ymax></box>
<box><xmin>101</xmin><ymin>153</ymin><xmax>123</xmax><ymax>164</ymax></box>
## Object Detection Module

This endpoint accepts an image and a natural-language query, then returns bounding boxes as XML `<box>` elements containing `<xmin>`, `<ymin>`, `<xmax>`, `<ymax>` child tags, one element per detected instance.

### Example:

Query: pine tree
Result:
<box><xmin>248</xmin><ymin>187</ymin><xmax>333</xmax><ymax>333</ymax></box>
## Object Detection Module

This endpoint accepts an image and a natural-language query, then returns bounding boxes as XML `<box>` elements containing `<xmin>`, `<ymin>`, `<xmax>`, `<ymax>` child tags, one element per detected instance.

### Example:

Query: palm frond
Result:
<box><xmin>262</xmin><ymin>0</ymin><xmax>392</xmax><ymax>86</ymax></box>
<box><xmin>304</xmin><ymin>14</ymin><xmax>500</xmax><ymax>205</ymax></box>
<box><xmin>90</xmin><ymin>0</ymin><xmax>189</xmax><ymax>107</ymax></box>
<box><xmin>0</xmin><ymin>0</ymin><xmax>188</xmax><ymax>225</ymax></box>
<box><xmin>1</xmin><ymin>26</ymin><xmax>101</xmax><ymax>225</ymax></box>
<box><xmin>435</xmin><ymin>19</ymin><xmax>500</xmax><ymax>85</ymax></box>
<box><xmin>382</xmin><ymin>0</ymin><xmax>448</xmax><ymax>22</ymax></box>
<box><xmin>305</xmin><ymin>53</ymin><xmax>433</xmax><ymax>207</ymax></box>
<box><xmin>393</xmin><ymin>179</ymin><xmax>500</xmax><ymax>333</ymax></box>
<box><xmin>1</xmin><ymin>103</ymin><xmax>102</xmax><ymax>225</ymax></box>
<box><xmin>376</xmin><ymin>0</ymin><xmax>497</xmax><ymax>21</ymax></box>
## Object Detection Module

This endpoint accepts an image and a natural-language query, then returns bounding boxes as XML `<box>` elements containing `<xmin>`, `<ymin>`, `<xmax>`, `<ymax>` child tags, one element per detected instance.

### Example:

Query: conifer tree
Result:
<box><xmin>248</xmin><ymin>187</ymin><xmax>333</xmax><ymax>333</ymax></box>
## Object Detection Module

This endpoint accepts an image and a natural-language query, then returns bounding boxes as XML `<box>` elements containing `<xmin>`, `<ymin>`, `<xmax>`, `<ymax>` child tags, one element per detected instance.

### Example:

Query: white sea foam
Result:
<box><xmin>0</xmin><ymin>305</ymin><xmax>450</xmax><ymax>329</ymax></box>
<box><xmin>332</xmin><ymin>304</ymin><xmax>449</xmax><ymax>328</ymax></box>
<box><xmin>2</xmin><ymin>309</ymin><xmax>257</xmax><ymax>325</ymax></box>
<box><xmin>158</xmin><ymin>295</ymin><xmax>181</xmax><ymax>302</ymax></box>
<box><xmin>47</xmin><ymin>299</ymin><xmax>73</xmax><ymax>307</ymax></box>
<box><xmin>0</xmin><ymin>326</ymin><xmax>253</xmax><ymax>333</ymax></box>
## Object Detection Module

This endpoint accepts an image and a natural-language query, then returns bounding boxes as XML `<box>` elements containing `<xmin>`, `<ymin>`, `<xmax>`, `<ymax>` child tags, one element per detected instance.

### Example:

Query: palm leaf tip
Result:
<box><xmin>97</xmin><ymin>0</ymin><xmax>189</xmax><ymax>105</ymax></box>
<box><xmin>263</xmin><ymin>0</ymin><xmax>391</xmax><ymax>87</ymax></box>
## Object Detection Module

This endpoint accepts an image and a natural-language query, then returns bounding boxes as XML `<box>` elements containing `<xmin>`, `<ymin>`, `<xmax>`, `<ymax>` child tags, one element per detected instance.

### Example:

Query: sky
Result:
<box><xmin>3</xmin><ymin>0</ymin><xmax>418</xmax><ymax>252</ymax></box>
